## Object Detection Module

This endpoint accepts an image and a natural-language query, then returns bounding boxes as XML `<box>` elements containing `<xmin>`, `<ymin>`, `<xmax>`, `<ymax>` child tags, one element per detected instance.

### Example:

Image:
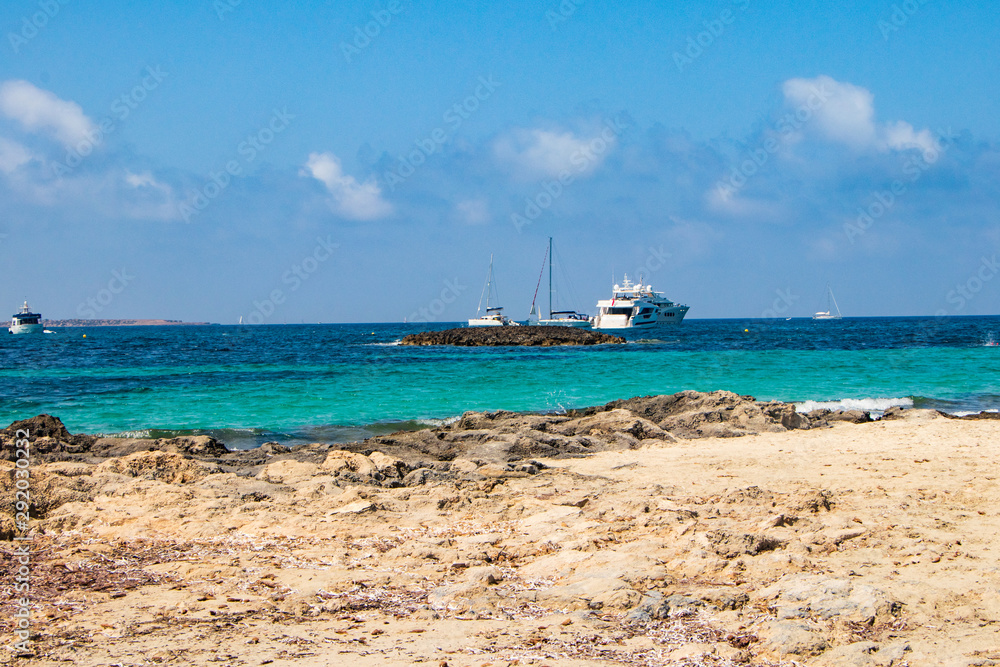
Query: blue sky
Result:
<box><xmin>1</xmin><ymin>0</ymin><xmax>998</xmax><ymax>322</ymax></box>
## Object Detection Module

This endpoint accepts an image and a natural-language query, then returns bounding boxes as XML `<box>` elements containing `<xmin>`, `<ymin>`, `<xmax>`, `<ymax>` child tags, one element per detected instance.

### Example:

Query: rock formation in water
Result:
<box><xmin>400</xmin><ymin>326</ymin><xmax>625</xmax><ymax>346</ymax></box>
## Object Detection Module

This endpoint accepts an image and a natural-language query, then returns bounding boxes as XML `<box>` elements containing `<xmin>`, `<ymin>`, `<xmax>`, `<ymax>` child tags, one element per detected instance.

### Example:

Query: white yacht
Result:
<box><xmin>813</xmin><ymin>287</ymin><xmax>842</xmax><ymax>320</ymax></box>
<box><xmin>592</xmin><ymin>275</ymin><xmax>689</xmax><ymax>329</ymax></box>
<box><xmin>530</xmin><ymin>237</ymin><xmax>591</xmax><ymax>328</ymax></box>
<box><xmin>9</xmin><ymin>300</ymin><xmax>43</xmax><ymax>334</ymax></box>
<box><xmin>468</xmin><ymin>254</ymin><xmax>518</xmax><ymax>327</ymax></box>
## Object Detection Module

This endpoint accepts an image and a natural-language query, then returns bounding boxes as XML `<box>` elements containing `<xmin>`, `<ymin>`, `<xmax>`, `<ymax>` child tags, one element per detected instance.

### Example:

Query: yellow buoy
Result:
<box><xmin>744</xmin><ymin>329</ymin><xmax>749</xmax><ymax>333</ymax></box>
<box><xmin>83</xmin><ymin>334</ymin><xmax>87</xmax><ymax>338</ymax></box>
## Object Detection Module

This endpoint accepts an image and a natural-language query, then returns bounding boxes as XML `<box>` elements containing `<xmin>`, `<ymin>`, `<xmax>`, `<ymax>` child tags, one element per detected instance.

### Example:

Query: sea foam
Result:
<box><xmin>794</xmin><ymin>397</ymin><xmax>914</xmax><ymax>415</ymax></box>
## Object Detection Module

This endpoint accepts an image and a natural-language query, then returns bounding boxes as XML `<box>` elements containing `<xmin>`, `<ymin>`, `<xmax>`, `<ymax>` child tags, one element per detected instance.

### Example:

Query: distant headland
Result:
<box><xmin>42</xmin><ymin>319</ymin><xmax>210</xmax><ymax>327</ymax></box>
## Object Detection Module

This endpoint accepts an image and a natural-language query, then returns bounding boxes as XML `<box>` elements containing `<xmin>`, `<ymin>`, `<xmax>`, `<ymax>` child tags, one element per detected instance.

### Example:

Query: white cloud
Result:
<box><xmin>783</xmin><ymin>75</ymin><xmax>877</xmax><ymax>149</ymax></box>
<box><xmin>881</xmin><ymin>120</ymin><xmax>938</xmax><ymax>155</ymax></box>
<box><xmin>454</xmin><ymin>198</ymin><xmax>490</xmax><ymax>225</ymax></box>
<box><xmin>494</xmin><ymin>127</ymin><xmax>613</xmax><ymax>179</ymax></box>
<box><xmin>303</xmin><ymin>152</ymin><xmax>392</xmax><ymax>220</ymax></box>
<box><xmin>0</xmin><ymin>80</ymin><xmax>97</xmax><ymax>149</ymax></box>
<box><xmin>782</xmin><ymin>75</ymin><xmax>938</xmax><ymax>156</ymax></box>
<box><xmin>0</xmin><ymin>137</ymin><xmax>33</xmax><ymax>173</ymax></box>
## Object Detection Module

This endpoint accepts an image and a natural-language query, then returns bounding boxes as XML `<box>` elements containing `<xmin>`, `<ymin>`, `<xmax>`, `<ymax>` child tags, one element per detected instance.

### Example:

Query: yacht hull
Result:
<box><xmin>9</xmin><ymin>323</ymin><xmax>43</xmax><ymax>334</ymax></box>
<box><xmin>593</xmin><ymin>305</ymin><xmax>689</xmax><ymax>329</ymax></box>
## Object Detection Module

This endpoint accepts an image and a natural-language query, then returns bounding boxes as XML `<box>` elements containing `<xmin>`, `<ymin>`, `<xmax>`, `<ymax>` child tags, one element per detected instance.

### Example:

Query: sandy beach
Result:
<box><xmin>3</xmin><ymin>393</ymin><xmax>1000</xmax><ymax>666</ymax></box>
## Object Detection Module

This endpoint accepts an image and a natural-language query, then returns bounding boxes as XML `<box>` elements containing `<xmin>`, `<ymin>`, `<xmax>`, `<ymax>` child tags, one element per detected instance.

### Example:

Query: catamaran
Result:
<box><xmin>592</xmin><ymin>275</ymin><xmax>689</xmax><ymax>329</ymax></box>
<box><xmin>468</xmin><ymin>254</ymin><xmax>518</xmax><ymax>326</ymax></box>
<box><xmin>527</xmin><ymin>237</ymin><xmax>591</xmax><ymax>327</ymax></box>
<box><xmin>813</xmin><ymin>287</ymin><xmax>842</xmax><ymax>320</ymax></box>
<box><xmin>9</xmin><ymin>300</ymin><xmax>43</xmax><ymax>334</ymax></box>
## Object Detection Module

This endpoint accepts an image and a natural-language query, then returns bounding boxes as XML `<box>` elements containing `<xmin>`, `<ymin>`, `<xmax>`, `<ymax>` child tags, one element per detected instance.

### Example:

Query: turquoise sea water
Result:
<box><xmin>1</xmin><ymin>317</ymin><xmax>998</xmax><ymax>449</ymax></box>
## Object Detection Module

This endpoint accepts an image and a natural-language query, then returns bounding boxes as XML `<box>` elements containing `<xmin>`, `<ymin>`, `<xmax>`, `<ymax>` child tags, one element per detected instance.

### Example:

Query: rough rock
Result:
<box><xmin>256</xmin><ymin>460</ymin><xmax>320</xmax><ymax>485</ymax></box>
<box><xmin>756</xmin><ymin>574</ymin><xmax>901</xmax><ymax>624</ymax></box>
<box><xmin>0</xmin><ymin>466</ymin><xmax>95</xmax><ymax>518</ymax></box>
<box><xmin>1</xmin><ymin>414</ymin><xmax>97</xmax><ymax>460</ymax></box>
<box><xmin>807</xmin><ymin>408</ymin><xmax>873</xmax><ymax>424</ymax></box>
<box><xmin>760</xmin><ymin>620</ymin><xmax>829</xmax><ymax>656</ymax></box>
<box><xmin>321</xmin><ymin>451</ymin><xmax>377</xmax><ymax>477</ymax></box>
<box><xmin>816</xmin><ymin>641</ymin><xmax>912</xmax><ymax>666</ymax></box>
<box><xmin>707</xmin><ymin>529</ymin><xmax>784</xmax><ymax>558</ymax></box>
<box><xmin>89</xmin><ymin>435</ymin><xmax>229</xmax><ymax>458</ymax></box>
<box><xmin>400</xmin><ymin>326</ymin><xmax>625</xmax><ymax>347</ymax></box>
<box><xmin>627</xmin><ymin>591</ymin><xmax>705</xmax><ymax>621</ymax></box>
<box><xmin>572</xmin><ymin>390</ymin><xmax>818</xmax><ymax>438</ymax></box>
<box><xmin>96</xmin><ymin>451</ymin><xmax>218</xmax><ymax>483</ymax></box>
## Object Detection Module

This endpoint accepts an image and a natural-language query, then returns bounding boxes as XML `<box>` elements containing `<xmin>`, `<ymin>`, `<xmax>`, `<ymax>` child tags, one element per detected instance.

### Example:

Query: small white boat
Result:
<box><xmin>529</xmin><ymin>237</ymin><xmax>591</xmax><ymax>328</ymax></box>
<box><xmin>813</xmin><ymin>287</ymin><xmax>842</xmax><ymax>320</ymax></box>
<box><xmin>468</xmin><ymin>254</ymin><xmax>518</xmax><ymax>327</ymax></box>
<box><xmin>9</xmin><ymin>300</ymin><xmax>43</xmax><ymax>334</ymax></box>
<box><xmin>592</xmin><ymin>275</ymin><xmax>689</xmax><ymax>329</ymax></box>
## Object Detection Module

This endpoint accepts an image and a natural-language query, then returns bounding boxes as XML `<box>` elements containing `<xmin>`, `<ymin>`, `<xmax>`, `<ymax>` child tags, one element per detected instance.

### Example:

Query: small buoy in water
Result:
<box><xmin>82</xmin><ymin>334</ymin><xmax>87</xmax><ymax>338</ymax></box>
<box><xmin>744</xmin><ymin>329</ymin><xmax>749</xmax><ymax>333</ymax></box>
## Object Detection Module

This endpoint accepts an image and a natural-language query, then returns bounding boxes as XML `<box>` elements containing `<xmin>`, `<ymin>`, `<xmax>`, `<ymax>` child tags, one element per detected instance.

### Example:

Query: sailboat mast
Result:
<box><xmin>548</xmin><ymin>237</ymin><xmax>553</xmax><ymax>320</ymax></box>
<box><xmin>476</xmin><ymin>254</ymin><xmax>493</xmax><ymax>317</ymax></box>
<box><xmin>486</xmin><ymin>254</ymin><xmax>494</xmax><ymax>311</ymax></box>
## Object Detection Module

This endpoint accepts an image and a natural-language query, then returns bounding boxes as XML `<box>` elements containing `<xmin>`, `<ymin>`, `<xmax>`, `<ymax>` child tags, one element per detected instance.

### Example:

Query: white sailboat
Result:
<box><xmin>529</xmin><ymin>237</ymin><xmax>591</xmax><ymax>327</ymax></box>
<box><xmin>468</xmin><ymin>254</ymin><xmax>518</xmax><ymax>326</ymax></box>
<box><xmin>813</xmin><ymin>287</ymin><xmax>842</xmax><ymax>320</ymax></box>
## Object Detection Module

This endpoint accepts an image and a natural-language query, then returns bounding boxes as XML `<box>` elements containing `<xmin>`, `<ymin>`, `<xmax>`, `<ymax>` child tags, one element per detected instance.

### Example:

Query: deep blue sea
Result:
<box><xmin>1</xmin><ymin>317</ymin><xmax>998</xmax><ymax>449</ymax></box>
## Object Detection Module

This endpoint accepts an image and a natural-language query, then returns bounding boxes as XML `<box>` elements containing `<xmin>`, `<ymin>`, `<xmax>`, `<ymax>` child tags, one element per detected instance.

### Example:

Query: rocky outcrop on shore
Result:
<box><xmin>400</xmin><ymin>326</ymin><xmax>625</xmax><ymax>346</ymax></box>
<box><xmin>2</xmin><ymin>391</ymin><xmax>857</xmax><ymax>470</ymax></box>
<box><xmin>4</xmin><ymin>394</ymin><xmax>998</xmax><ymax>665</ymax></box>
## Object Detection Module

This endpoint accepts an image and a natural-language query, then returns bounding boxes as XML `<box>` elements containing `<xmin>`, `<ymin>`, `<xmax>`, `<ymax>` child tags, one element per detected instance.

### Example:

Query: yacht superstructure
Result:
<box><xmin>9</xmin><ymin>301</ymin><xmax>43</xmax><ymax>334</ymax></box>
<box><xmin>592</xmin><ymin>275</ymin><xmax>689</xmax><ymax>329</ymax></box>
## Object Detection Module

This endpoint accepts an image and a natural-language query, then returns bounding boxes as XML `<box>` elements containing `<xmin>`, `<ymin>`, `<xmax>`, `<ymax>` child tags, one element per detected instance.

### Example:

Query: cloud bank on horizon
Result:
<box><xmin>0</xmin><ymin>2</ymin><xmax>997</xmax><ymax>322</ymax></box>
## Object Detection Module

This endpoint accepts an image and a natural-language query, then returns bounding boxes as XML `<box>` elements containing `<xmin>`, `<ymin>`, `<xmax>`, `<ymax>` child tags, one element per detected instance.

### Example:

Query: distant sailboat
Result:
<box><xmin>529</xmin><ymin>237</ymin><xmax>591</xmax><ymax>327</ymax></box>
<box><xmin>468</xmin><ymin>254</ymin><xmax>517</xmax><ymax>326</ymax></box>
<box><xmin>813</xmin><ymin>287</ymin><xmax>842</xmax><ymax>320</ymax></box>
